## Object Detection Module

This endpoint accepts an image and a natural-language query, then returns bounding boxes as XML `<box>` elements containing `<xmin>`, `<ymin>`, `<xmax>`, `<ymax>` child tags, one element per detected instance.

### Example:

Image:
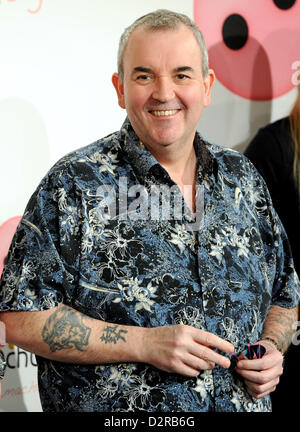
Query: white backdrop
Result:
<box><xmin>0</xmin><ymin>0</ymin><xmax>298</xmax><ymax>412</ymax></box>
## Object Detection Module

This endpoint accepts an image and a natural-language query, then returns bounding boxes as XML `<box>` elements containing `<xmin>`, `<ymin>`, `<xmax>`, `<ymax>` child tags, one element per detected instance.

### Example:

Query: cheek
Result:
<box><xmin>124</xmin><ymin>86</ymin><xmax>148</xmax><ymax>111</ymax></box>
<box><xmin>181</xmin><ymin>87</ymin><xmax>207</xmax><ymax>112</ymax></box>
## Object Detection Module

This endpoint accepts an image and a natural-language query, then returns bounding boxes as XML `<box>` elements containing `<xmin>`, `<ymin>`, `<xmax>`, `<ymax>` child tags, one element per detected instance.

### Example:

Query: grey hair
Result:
<box><xmin>117</xmin><ymin>9</ymin><xmax>209</xmax><ymax>81</ymax></box>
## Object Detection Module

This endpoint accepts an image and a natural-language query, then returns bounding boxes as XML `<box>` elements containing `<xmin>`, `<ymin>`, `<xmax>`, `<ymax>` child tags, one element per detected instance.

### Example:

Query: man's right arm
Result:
<box><xmin>0</xmin><ymin>304</ymin><xmax>234</xmax><ymax>376</ymax></box>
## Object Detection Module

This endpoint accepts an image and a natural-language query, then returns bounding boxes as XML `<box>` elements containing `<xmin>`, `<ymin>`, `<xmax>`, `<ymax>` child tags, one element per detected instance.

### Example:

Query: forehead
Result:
<box><xmin>123</xmin><ymin>25</ymin><xmax>202</xmax><ymax>70</ymax></box>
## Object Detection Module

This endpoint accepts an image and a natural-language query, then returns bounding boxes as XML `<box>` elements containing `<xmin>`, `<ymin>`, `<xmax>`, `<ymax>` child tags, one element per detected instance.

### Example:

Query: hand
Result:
<box><xmin>142</xmin><ymin>325</ymin><xmax>234</xmax><ymax>377</ymax></box>
<box><xmin>235</xmin><ymin>340</ymin><xmax>283</xmax><ymax>398</ymax></box>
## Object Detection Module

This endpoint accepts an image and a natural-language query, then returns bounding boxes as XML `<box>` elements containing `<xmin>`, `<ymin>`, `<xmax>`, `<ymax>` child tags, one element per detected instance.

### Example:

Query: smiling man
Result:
<box><xmin>0</xmin><ymin>9</ymin><xmax>299</xmax><ymax>413</ymax></box>
<box><xmin>112</xmin><ymin>24</ymin><xmax>214</xmax><ymax>157</ymax></box>
<box><xmin>112</xmin><ymin>22</ymin><xmax>214</xmax><ymax>213</ymax></box>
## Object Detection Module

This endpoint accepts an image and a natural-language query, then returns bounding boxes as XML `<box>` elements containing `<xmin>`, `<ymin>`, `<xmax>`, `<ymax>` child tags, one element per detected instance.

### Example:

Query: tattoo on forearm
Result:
<box><xmin>42</xmin><ymin>306</ymin><xmax>91</xmax><ymax>352</ymax></box>
<box><xmin>100</xmin><ymin>325</ymin><xmax>128</xmax><ymax>344</ymax></box>
<box><xmin>262</xmin><ymin>306</ymin><xmax>298</xmax><ymax>354</ymax></box>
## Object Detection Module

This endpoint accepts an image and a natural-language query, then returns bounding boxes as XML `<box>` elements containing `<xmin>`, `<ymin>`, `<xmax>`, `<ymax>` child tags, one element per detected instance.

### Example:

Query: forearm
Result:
<box><xmin>260</xmin><ymin>305</ymin><xmax>298</xmax><ymax>354</ymax></box>
<box><xmin>0</xmin><ymin>304</ymin><xmax>145</xmax><ymax>364</ymax></box>
<box><xmin>0</xmin><ymin>305</ymin><xmax>235</xmax><ymax>376</ymax></box>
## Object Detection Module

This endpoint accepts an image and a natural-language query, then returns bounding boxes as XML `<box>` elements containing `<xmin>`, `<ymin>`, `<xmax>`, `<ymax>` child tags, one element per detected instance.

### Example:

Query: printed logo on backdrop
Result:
<box><xmin>0</xmin><ymin>0</ymin><xmax>43</xmax><ymax>14</ymax></box>
<box><xmin>1</xmin><ymin>346</ymin><xmax>38</xmax><ymax>402</ymax></box>
<box><xmin>292</xmin><ymin>61</ymin><xmax>300</xmax><ymax>86</ymax></box>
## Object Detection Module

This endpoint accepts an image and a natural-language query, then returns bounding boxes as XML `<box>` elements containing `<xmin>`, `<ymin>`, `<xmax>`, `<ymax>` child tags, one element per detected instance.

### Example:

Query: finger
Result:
<box><xmin>161</xmin><ymin>350</ymin><xmax>215</xmax><ymax>377</ymax></box>
<box><xmin>184</xmin><ymin>353</ymin><xmax>215</xmax><ymax>372</ymax></box>
<box><xmin>235</xmin><ymin>367</ymin><xmax>279</xmax><ymax>385</ymax></box>
<box><xmin>236</xmin><ymin>358</ymin><xmax>270</xmax><ymax>371</ymax></box>
<box><xmin>173</xmin><ymin>363</ymin><xmax>201</xmax><ymax>377</ymax></box>
<box><xmin>245</xmin><ymin>376</ymin><xmax>280</xmax><ymax>394</ymax></box>
<box><xmin>190</xmin><ymin>344</ymin><xmax>231</xmax><ymax>369</ymax></box>
<box><xmin>247</xmin><ymin>385</ymin><xmax>277</xmax><ymax>399</ymax></box>
<box><xmin>244</xmin><ymin>377</ymin><xmax>279</xmax><ymax>399</ymax></box>
<box><xmin>195</xmin><ymin>330</ymin><xmax>234</xmax><ymax>354</ymax></box>
<box><xmin>171</xmin><ymin>359</ymin><xmax>214</xmax><ymax>377</ymax></box>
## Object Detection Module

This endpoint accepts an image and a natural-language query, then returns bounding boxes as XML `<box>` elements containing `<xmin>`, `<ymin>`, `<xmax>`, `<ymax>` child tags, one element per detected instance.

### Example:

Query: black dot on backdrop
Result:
<box><xmin>273</xmin><ymin>0</ymin><xmax>296</xmax><ymax>10</ymax></box>
<box><xmin>222</xmin><ymin>14</ymin><xmax>248</xmax><ymax>50</ymax></box>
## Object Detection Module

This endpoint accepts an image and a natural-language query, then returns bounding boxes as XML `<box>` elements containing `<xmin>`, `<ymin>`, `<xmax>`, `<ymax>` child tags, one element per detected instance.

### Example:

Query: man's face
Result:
<box><xmin>112</xmin><ymin>24</ymin><xmax>215</xmax><ymax>158</ymax></box>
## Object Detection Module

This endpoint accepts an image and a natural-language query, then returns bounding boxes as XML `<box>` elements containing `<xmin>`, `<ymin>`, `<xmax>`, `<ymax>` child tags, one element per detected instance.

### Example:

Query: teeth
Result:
<box><xmin>152</xmin><ymin>109</ymin><xmax>178</xmax><ymax>117</ymax></box>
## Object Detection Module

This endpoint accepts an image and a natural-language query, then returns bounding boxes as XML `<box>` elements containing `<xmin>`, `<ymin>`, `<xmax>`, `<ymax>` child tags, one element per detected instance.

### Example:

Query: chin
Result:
<box><xmin>151</xmin><ymin>133</ymin><xmax>181</xmax><ymax>147</ymax></box>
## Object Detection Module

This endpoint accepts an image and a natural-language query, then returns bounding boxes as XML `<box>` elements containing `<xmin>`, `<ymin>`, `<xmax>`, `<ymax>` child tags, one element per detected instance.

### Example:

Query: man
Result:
<box><xmin>0</xmin><ymin>9</ymin><xmax>299</xmax><ymax>412</ymax></box>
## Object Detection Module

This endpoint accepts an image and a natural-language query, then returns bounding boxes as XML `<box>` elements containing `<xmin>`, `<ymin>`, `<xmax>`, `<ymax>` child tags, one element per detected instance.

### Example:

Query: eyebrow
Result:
<box><xmin>132</xmin><ymin>67</ymin><xmax>154</xmax><ymax>75</ymax></box>
<box><xmin>175</xmin><ymin>66</ymin><xmax>194</xmax><ymax>73</ymax></box>
<box><xmin>132</xmin><ymin>66</ymin><xmax>195</xmax><ymax>75</ymax></box>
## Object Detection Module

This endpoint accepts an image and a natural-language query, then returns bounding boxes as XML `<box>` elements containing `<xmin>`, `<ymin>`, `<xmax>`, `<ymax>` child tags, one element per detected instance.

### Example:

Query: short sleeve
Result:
<box><xmin>0</xmin><ymin>167</ymin><xmax>81</xmax><ymax>312</ymax></box>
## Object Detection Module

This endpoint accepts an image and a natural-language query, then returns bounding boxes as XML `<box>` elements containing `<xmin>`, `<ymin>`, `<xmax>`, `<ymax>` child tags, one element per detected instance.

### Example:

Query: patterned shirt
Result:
<box><xmin>0</xmin><ymin>118</ymin><xmax>299</xmax><ymax>412</ymax></box>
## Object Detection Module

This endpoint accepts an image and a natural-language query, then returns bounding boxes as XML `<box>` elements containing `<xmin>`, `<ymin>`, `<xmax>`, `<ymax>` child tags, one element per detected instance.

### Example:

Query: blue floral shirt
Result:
<box><xmin>0</xmin><ymin>118</ymin><xmax>299</xmax><ymax>412</ymax></box>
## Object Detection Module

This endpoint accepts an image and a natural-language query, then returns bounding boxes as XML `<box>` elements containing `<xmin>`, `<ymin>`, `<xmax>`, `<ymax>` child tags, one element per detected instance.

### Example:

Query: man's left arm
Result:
<box><xmin>236</xmin><ymin>305</ymin><xmax>298</xmax><ymax>399</ymax></box>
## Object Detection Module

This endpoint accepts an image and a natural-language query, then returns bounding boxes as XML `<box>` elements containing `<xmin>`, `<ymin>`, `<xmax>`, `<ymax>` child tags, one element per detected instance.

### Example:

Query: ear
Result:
<box><xmin>203</xmin><ymin>69</ymin><xmax>215</xmax><ymax>107</ymax></box>
<box><xmin>112</xmin><ymin>73</ymin><xmax>125</xmax><ymax>109</ymax></box>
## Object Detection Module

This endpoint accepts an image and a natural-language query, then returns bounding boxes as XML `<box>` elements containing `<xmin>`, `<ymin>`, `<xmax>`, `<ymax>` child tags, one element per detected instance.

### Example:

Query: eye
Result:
<box><xmin>135</xmin><ymin>74</ymin><xmax>154</xmax><ymax>85</ymax></box>
<box><xmin>136</xmin><ymin>74</ymin><xmax>151</xmax><ymax>81</ymax></box>
<box><xmin>176</xmin><ymin>74</ymin><xmax>189</xmax><ymax>80</ymax></box>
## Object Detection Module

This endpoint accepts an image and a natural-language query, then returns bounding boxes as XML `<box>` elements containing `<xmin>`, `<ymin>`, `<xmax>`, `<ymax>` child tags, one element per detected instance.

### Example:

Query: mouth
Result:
<box><xmin>149</xmin><ymin>109</ymin><xmax>181</xmax><ymax>117</ymax></box>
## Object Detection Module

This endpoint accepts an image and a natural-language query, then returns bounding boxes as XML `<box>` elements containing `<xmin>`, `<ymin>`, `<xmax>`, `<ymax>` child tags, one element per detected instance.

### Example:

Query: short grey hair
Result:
<box><xmin>117</xmin><ymin>9</ymin><xmax>209</xmax><ymax>81</ymax></box>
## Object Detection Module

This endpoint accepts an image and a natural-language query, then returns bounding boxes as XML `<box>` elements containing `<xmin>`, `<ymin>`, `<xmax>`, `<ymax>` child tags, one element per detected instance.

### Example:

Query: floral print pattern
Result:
<box><xmin>0</xmin><ymin>118</ymin><xmax>299</xmax><ymax>412</ymax></box>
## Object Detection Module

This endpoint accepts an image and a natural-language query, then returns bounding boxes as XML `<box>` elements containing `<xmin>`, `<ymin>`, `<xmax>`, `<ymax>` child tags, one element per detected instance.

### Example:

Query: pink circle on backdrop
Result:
<box><xmin>0</xmin><ymin>216</ymin><xmax>22</xmax><ymax>277</ymax></box>
<box><xmin>194</xmin><ymin>0</ymin><xmax>300</xmax><ymax>100</ymax></box>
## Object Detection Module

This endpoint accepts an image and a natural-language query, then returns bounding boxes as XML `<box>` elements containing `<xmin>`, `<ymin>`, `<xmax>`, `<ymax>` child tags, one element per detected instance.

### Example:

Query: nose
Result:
<box><xmin>151</xmin><ymin>76</ymin><xmax>175</xmax><ymax>102</ymax></box>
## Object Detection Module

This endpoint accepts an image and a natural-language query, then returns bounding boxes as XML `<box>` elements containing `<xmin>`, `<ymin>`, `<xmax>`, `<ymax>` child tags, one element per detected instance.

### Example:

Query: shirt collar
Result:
<box><xmin>119</xmin><ymin>116</ymin><xmax>217</xmax><ymax>183</ymax></box>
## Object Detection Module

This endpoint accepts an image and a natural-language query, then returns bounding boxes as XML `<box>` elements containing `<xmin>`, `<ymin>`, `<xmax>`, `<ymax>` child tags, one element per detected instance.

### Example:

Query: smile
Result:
<box><xmin>150</xmin><ymin>109</ymin><xmax>180</xmax><ymax>117</ymax></box>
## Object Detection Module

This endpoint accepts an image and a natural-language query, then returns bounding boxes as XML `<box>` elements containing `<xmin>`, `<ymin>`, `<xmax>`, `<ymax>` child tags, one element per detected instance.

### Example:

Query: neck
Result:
<box><xmin>159</xmin><ymin>146</ymin><xmax>197</xmax><ymax>213</ymax></box>
<box><xmin>159</xmin><ymin>145</ymin><xmax>197</xmax><ymax>185</ymax></box>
